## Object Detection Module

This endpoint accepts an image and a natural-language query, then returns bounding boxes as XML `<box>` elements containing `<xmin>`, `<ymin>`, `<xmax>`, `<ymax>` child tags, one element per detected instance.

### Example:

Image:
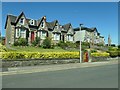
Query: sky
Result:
<box><xmin>1</xmin><ymin>2</ymin><xmax>118</xmax><ymax>45</ymax></box>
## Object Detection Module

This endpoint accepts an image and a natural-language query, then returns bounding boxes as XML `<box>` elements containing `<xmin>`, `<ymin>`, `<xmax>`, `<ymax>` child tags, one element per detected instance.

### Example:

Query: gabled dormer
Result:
<box><xmin>38</xmin><ymin>16</ymin><xmax>47</xmax><ymax>30</ymax></box>
<box><xmin>67</xmin><ymin>23</ymin><xmax>74</xmax><ymax>35</ymax></box>
<box><xmin>29</xmin><ymin>19</ymin><xmax>35</xmax><ymax>25</ymax></box>
<box><xmin>53</xmin><ymin>20</ymin><xmax>61</xmax><ymax>33</ymax></box>
<box><xmin>15</xmin><ymin>12</ymin><xmax>29</xmax><ymax>28</ymax></box>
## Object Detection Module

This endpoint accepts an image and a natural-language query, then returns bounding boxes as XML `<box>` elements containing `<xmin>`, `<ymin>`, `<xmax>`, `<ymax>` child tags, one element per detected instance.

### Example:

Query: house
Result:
<box><xmin>5</xmin><ymin>12</ymin><xmax>104</xmax><ymax>46</ymax></box>
<box><xmin>5</xmin><ymin>12</ymin><xmax>75</xmax><ymax>45</ymax></box>
<box><xmin>74</xmin><ymin>27</ymin><xmax>105</xmax><ymax>45</ymax></box>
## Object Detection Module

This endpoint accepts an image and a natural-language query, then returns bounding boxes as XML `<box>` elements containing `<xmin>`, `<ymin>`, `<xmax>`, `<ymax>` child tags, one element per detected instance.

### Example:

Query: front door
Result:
<box><xmin>62</xmin><ymin>35</ymin><xmax>64</xmax><ymax>42</ymax></box>
<box><xmin>31</xmin><ymin>32</ymin><xmax>34</xmax><ymax>42</ymax></box>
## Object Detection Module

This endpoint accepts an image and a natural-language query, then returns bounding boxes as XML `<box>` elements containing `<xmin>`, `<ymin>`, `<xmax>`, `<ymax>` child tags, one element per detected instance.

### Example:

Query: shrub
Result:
<box><xmin>0</xmin><ymin>43</ymin><xmax>7</xmax><ymax>52</ymax></box>
<box><xmin>32</xmin><ymin>36</ymin><xmax>40</xmax><ymax>46</ymax></box>
<box><xmin>107</xmin><ymin>51</ymin><xmax>118</xmax><ymax>57</ymax></box>
<box><xmin>58</xmin><ymin>41</ymin><xmax>76</xmax><ymax>49</ymax></box>
<box><xmin>1</xmin><ymin>52</ymin><xmax>80</xmax><ymax>60</ymax></box>
<box><xmin>14</xmin><ymin>38</ymin><xmax>28</xmax><ymax>46</ymax></box>
<box><xmin>42</xmin><ymin>37</ymin><xmax>52</xmax><ymax>49</ymax></box>
<box><xmin>91</xmin><ymin>49</ymin><xmax>97</xmax><ymax>53</ymax></box>
<box><xmin>91</xmin><ymin>52</ymin><xmax>110</xmax><ymax>57</ymax></box>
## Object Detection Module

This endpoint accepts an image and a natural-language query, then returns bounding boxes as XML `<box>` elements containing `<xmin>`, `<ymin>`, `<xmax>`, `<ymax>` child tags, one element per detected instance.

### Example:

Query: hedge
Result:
<box><xmin>1</xmin><ymin>52</ymin><xmax>79</xmax><ymax>60</ymax></box>
<box><xmin>107</xmin><ymin>51</ymin><xmax>119</xmax><ymax>57</ymax></box>
<box><xmin>91</xmin><ymin>52</ymin><xmax>110</xmax><ymax>57</ymax></box>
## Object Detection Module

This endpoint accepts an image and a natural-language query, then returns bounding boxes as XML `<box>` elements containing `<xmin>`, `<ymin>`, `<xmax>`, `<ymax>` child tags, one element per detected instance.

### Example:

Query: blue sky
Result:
<box><xmin>2</xmin><ymin>2</ymin><xmax>118</xmax><ymax>45</ymax></box>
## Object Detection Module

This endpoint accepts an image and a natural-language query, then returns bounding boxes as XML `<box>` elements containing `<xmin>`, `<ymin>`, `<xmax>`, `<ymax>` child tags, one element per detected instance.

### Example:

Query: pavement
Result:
<box><xmin>0</xmin><ymin>60</ymin><xmax>118</xmax><ymax>76</ymax></box>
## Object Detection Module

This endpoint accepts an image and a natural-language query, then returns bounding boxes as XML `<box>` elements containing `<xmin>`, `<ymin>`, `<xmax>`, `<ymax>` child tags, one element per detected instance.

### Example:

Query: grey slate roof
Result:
<box><xmin>74</xmin><ymin>27</ymin><xmax>95</xmax><ymax>32</ymax></box>
<box><xmin>26</xmin><ymin>18</ymin><xmax>38</xmax><ymax>26</ymax></box>
<box><xmin>62</xmin><ymin>23</ymin><xmax>71</xmax><ymax>31</ymax></box>
<box><xmin>46</xmin><ymin>20</ymin><xmax>57</xmax><ymax>30</ymax></box>
<box><xmin>8</xmin><ymin>15</ymin><xmax>17</xmax><ymax>23</ymax></box>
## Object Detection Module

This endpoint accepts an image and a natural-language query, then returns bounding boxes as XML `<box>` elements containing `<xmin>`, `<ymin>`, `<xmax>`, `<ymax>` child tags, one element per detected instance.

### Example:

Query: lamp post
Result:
<box><xmin>79</xmin><ymin>24</ymin><xmax>83</xmax><ymax>63</ymax></box>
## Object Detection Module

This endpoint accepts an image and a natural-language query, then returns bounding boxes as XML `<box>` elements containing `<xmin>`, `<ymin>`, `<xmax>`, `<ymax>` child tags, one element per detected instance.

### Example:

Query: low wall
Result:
<box><xmin>1</xmin><ymin>57</ymin><xmax>118</xmax><ymax>68</ymax></box>
<box><xmin>2</xmin><ymin>59</ymin><xmax>79</xmax><ymax>68</ymax></box>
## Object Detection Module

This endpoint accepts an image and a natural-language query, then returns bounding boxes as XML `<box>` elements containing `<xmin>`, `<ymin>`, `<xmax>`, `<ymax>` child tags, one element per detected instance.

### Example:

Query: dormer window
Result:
<box><xmin>20</xmin><ymin>18</ymin><xmax>24</xmax><ymax>24</ymax></box>
<box><xmin>41</xmin><ymin>21</ymin><xmax>44</xmax><ymax>27</ymax></box>
<box><xmin>30</xmin><ymin>19</ymin><xmax>34</xmax><ymax>25</ymax></box>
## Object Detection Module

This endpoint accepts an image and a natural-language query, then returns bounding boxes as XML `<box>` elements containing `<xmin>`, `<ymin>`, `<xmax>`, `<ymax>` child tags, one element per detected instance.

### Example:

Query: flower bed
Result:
<box><xmin>1</xmin><ymin>52</ymin><xmax>79</xmax><ymax>60</ymax></box>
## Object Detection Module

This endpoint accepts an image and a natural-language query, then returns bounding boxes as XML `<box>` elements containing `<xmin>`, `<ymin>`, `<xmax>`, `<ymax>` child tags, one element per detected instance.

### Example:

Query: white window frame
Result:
<box><xmin>16</xmin><ymin>28</ymin><xmax>20</xmax><ymax>38</ymax></box>
<box><xmin>30</xmin><ymin>19</ymin><xmax>34</xmax><ymax>25</ymax></box>
<box><xmin>20</xmin><ymin>18</ymin><xmax>24</xmax><ymax>25</ymax></box>
<box><xmin>41</xmin><ymin>21</ymin><xmax>44</xmax><ymax>28</ymax></box>
<box><xmin>53</xmin><ymin>33</ymin><xmax>60</xmax><ymax>40</ymax></box>
<box><xmin>41</xmin><ymin>31</ymin><xmax>46</xmax><ymax>39</ymax></box>
<box><xmin>67</xmin><ymin>35</ymin><xmax>73</xmax><ymax>41</ymax></box>
<box><xmin>20</xmin><ymin>29</ymin><xmax>26</xmax><ymax>38</ymax></box>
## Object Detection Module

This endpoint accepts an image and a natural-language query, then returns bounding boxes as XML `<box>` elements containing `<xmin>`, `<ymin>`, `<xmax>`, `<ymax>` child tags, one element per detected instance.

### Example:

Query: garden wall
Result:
<box><xmin>2</xmin><ymin>59</ymin><xmax>79</xmax><ymax>68</ymax></box>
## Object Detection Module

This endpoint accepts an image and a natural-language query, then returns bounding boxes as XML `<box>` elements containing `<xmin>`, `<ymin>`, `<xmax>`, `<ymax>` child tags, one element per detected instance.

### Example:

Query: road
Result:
<box><xmin>2</xmin><ymin>64</ymin><xmax>118</xmax><ymax>88</ymax></box>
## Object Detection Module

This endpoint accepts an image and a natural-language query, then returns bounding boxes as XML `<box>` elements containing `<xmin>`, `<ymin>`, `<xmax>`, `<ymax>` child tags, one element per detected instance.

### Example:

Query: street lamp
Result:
<box><xmin>79</xmin><ymin>24</ymin><xmax>83</xmax><ymax>63</ymax></box>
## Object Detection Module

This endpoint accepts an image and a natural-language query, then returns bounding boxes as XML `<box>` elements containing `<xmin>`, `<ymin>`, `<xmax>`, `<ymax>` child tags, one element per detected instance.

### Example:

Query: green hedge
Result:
<box><xmin>91</xmin><ymin>52</ymin><xmax>110</xmax><ymax>57</ymax></box>
<box><xmin>107</xmin><ymin>51</ymin><xmax>119</xmax><ymax>57</ymax></box>
<box><xmin>1</xmin><ymin>52</ymin><xmax>79</xmax><ymax>60</ymax></box>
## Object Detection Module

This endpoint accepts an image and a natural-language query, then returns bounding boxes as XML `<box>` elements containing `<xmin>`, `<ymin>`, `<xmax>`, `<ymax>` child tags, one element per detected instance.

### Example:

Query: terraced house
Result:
<box><xmin>5</xmin><ymin>12</ymin><xmax>75</xmax><ymax>45</ymax></box>
<box><xmin>5</xmin><ymin>12</ymin><xmax>105</xmax><ymax>46</ymax></box>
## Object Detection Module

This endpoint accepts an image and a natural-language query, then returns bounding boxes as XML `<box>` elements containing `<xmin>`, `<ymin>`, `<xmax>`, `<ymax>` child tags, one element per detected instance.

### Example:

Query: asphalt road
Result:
<box><xmin>2</xmin><ymin>64</ymin><xmax>118</xmax><ymax>88</ymax></box>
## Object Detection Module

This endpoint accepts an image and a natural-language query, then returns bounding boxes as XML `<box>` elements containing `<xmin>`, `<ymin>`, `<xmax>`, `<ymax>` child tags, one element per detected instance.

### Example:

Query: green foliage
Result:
<box><xmin>108</xmin><ymin>47</ymin><xmax>118</xmax><ymax>51</ymax></box>
<box><xmin>97</xmin><ymin>43</ymin><xmax>104</xmax><ymax>46</ymax></box>
<box><xmin>1</xmin><ymin>52</ymin><xmax>79</xmax><ymax>60</ymax></box>
<box><xmin>0</xmin><ymin>43</ymin><xmax>7</xmax><ymax>52</ymax></box>
<box><xmin>57</xmin><ymin>41</ymin><xmax>76</xmax><ymax>49</ymax></box>
<box><xmin>82</xmin><ymin>42</ymin><xmax>90</xmax><ymax>46</ymax></box>
<box><xmin>91</xmin><ymin>52</ymin><xmax>110</xmax><ymax>57</ymax></box>
<box><xmin>107</xmin><ymin>51</ymin><xmax>118</xmax><ymax>57</ymax></box>
<box><xmin>42</xmin><ymin>37</ymin><xmax>52</xmax><ymax>49</ymax></box>
<box><xmin>14</xmin><ymin>38</ymin><xmax>28</xmax><ymax>46</ymax></box>
<box><xmin>32</xmin><ymin>36</ymin><xmax>40</xmax><ymax>47</ymax></box>
<box><xmin>90</xmin><ymin>49</ymin><xmax>97</xmax><ymax>53</ymax></box>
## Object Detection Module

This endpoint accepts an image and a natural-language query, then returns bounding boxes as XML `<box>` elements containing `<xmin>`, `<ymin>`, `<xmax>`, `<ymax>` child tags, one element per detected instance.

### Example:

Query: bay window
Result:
<box><xmin>67</xmin><ymin>35</ymin><xmax>73</xmax><ymax>41</ymax></box>
<box><xmin>53</xmin><ymin>33</ymin><xmax>60</xmax><ymax>40</ymax></box>
<box><xmin>15</xmin><ymin>28</ymin><xmax>26</xmax><ymax>38</ymax></box>
<box><xmin>41</xmin><ymin>31</ymin><xmax>46</xmax><ymax>39</ymax></box>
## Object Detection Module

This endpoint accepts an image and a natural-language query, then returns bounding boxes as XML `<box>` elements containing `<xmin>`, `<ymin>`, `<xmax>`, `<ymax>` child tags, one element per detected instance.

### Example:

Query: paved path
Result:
<box><xmin>1</xmin><ymin>60</ymin><xmax>118</xmax><ymax>76</ymax></box>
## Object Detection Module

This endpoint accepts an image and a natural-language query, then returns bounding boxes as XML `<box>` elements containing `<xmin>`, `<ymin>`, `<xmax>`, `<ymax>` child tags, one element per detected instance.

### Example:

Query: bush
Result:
<box><xmin>1</xmin><ymin>52</ymin><xmax>80</xmax><ymax>60</ymax></box>
<box><xmin>91</xmin><ymin>52</ymin><xmax>110</xmax><ymax>57</ymax></box>
<box><xmin>0</xmin><ymin>43</ymin><xmax>7</xmax><ymax>52</ymax></box>
<box><xmin>58</xmin><ymin>41</ymin><xmax>76</xmax><ymax>49</ymax></box>
<box><xmin>14</xmin><ymin>38</ymin><xmax>28</xmax><ymax>46</ymax></box>
<box><xmin>57</xmin><ymin>41</ymin><xmax>67</xmax><ymax>49</ymax></box>
<box><xmin>107</xmin><ymin>51</ymin><xmax>118</xmax><ymax>57</ymax></box>
<box><xmin>42</xmin><ymin>37</ymin><xmax>52</xmax><ymax>49</ymax></box>
<box><xmin>91</xmin><ymin>49</ymin><xmax>97</xmax><ymax>53</ymax></box>
<box><xmin>32</xmin><ymin>36</ymin><xmax>40</xmax><ymax>46</ymax></box>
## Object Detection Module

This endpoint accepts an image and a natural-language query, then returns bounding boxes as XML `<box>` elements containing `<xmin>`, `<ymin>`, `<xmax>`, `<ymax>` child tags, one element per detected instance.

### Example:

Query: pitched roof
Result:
<box><xmin>74</xmin><ymin>27</ymin><xmax>95</xmax><ymax>32</ymax></box>
<box><xmin>46</xmin><ymin>20</ymin><xmax>57</xmax><ymax>30</ymax></box>
<box><xmin>5</xmin><ymin>14</ymin><xmax>17</xmax><ymax>29</ymax></box>
<box><xmin>26</xmin><ymin>18</ymin><xmax>38</xmax><ymax>26</ymax></box>
<box><xmin>8</xmin><ymin>15</ymin><xmax>17</xmax><ymax>23</ymax></box>
<box><xmin>62</xmin><ymin>23</ymin><xmax>71</xmax><ymax>31</ymax></box>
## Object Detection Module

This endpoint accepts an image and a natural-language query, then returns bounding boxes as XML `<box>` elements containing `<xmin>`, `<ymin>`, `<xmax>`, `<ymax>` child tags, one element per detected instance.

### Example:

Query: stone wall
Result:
<box><xmin>2</xmin><ymin>59</ymin><xmax>79</xmax><ymax>68</ymax></box>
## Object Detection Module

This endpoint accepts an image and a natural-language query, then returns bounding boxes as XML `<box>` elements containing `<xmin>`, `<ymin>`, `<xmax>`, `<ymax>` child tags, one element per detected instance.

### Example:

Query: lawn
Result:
<box><xmin>9</xmin><ymin>46</ymin><xmax>79</xmax><ymax>52</ymax></box>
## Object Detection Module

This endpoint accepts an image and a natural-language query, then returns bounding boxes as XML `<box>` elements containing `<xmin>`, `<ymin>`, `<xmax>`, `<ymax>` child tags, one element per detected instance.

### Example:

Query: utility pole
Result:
<box><xmin>79</xmin><ymin>24</ymin><xmax>83</xmax><ymax>63</ymax></box>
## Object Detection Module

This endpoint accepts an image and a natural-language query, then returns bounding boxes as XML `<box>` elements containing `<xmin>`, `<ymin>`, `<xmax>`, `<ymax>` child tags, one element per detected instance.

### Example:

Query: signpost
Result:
<box><xmin>79</xmin><ymin>24</ymin><xmax>83</xmax><ymax>63</ymax></box>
